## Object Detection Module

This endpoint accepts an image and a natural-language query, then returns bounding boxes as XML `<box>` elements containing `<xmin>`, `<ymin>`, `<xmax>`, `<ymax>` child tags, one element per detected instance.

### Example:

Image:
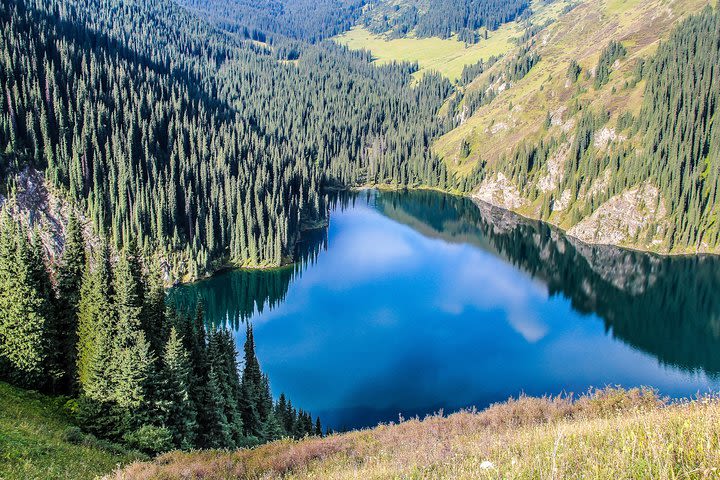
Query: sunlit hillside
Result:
<box><xmin>335</xmin><ymin>0</ymin><xmax>574</xmax><ymax>80</ymax></box>
<box><xmin>434</xmin><ymin>0</ymin><xmax>712</xmax><ymax>171</ymax></box>
<box><xmin>108</xmin><ymin>388</ymin><xmax>720</xmax><ymax>479</ymax></box>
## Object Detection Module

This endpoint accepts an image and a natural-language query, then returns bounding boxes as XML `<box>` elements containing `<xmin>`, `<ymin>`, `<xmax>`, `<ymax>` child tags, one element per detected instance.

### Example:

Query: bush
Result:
<box><xmin>62</xmin><ymin>426</ymin><xmax>85</xmax><ymax>444</ymax></box>
<box><xmin>123</xmin><ymin>426</ymin><xmax>174</xmax><ymax>455</ymax></box>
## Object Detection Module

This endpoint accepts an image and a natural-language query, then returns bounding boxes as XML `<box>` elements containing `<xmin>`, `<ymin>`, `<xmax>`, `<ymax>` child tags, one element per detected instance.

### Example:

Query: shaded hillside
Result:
<box><xmin>175</xmin><ymin>0</ymin><xmax>366</xmax><ymax>43</ymax></box>
<box><xmin>0</xmin><ymin>0</ymin><xmax>451</xmax><ymax>282</ymax></box>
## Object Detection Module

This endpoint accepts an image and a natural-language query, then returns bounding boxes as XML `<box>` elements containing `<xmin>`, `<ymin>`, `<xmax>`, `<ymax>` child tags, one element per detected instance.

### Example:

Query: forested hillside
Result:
<box><xmin>176</xmin><ymin>0</ymin><xmax>366</xmax><ymax>43</ymax></box>
<box><xmin>0</xmin><ymin>0</ymin><xmax>452</xmax><ymax>281</ymax></box>
<box><xmin>177</xmin><ymin>0</ymin><xmax>531</xmax><ymax>44</ymax></box>
<box><xmin>0</xmin><ymin>211</ymin><xmax>322</xmax><ymax>453</ymax></box>
<box><xmin>2</xmin><ymin>0</ymin><xmax>720</xmax><ymax>475</ymax></box>
<box><xmin>437</xmin><ymin>0</ymin><xmax>720</xmax><ymax>254</ymax></box>
<box><xmin>361</xmin><ymin>0</ymin><xmax>530</xmax><ymax>41</ymax></box>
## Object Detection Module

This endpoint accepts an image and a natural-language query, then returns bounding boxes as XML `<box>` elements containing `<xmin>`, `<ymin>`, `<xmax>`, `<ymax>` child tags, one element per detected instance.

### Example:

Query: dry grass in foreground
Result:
<box><xmin>107</xmin><ymin>388</ymin><xmax>720</xmax><ymax>479</ymax></box>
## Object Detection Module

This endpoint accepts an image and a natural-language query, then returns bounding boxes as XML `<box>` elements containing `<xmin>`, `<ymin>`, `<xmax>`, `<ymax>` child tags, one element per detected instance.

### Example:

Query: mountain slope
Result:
<box><xmin>336</xmin><ymin>0</ymin><xmax>574</xmax><ymax>81</ymax></box>
<box><xmin>437</xmin><ymin>0</ymin><xmax>719</xmax><ymax>254</ymax></box>
<box><xmin>108</xmin><ymin>389</ymin><xmax>720</xmax><ymax>479</ymax></box>
<box><xmin>358</xmin><ymin>0</ymin><xmax>530</xmax><ymax>40</ymax></box>
<box><xmin>175</xmin><ymin>0</ymin><xmax>366</xmax><ymax>42</ymax></box>
<box><xmin>0</xmin><ymin>0</ymin><xmax>451</xmax><ymax>282</ymax></box>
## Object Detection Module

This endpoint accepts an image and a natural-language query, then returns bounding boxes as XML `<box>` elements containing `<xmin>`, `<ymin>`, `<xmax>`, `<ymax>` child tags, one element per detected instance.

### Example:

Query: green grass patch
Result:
<box><xmin>335</xmin><ymin>25</ymin><xmax>520</xmax><ymax>81</ymax></box>
<box><xmin>334</xmin><ymin>0</ymin><xmax>577</xmax><ymax>81</ymax></box>
<box><xmin>0</xmin><ymin>382</ymin><xmax>141</xmax><ymax>480</ymax></box>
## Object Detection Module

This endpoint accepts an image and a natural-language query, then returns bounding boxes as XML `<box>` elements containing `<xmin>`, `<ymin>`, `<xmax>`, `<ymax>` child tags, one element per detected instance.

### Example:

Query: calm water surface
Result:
<box><xmin>169</xmin><ymin>191</ymin><xmax>720</xmax><ymax>430</ymax></box>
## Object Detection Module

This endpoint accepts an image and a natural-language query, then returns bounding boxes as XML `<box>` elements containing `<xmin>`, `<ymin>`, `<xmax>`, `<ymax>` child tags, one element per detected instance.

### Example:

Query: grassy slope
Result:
<box><xmin>335</xmin><ymin>24</ymin><xmax>519</xmax><ymax>81</ymax></box>
<box><xmin>0</xmin><ymin>382</ymin><xmax>140</xmax><ymax>480</ymax></box>
<box><xmin>108</xmin><ymin>388</ymin><xmax>720</xmax><ymax>479</ymax></box>
<box><xmin>337</xmin><ymin>0</ymin><xmax>715</xmax><ymax>255</ymax></box>
<box><xmin>334</xmin><ymin>0</ymin><xmax>574</xmax><ymax>81</ymax></box>
<box><xmin>435</xmin><ymin>0</ymin><xmax>712</xmax><ymax>174</ymax></box>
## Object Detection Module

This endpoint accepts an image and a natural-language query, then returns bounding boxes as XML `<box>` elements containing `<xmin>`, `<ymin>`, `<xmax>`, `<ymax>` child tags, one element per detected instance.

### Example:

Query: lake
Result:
<box><xmin>168</xmin><ymin>190</ymin><xmax>720</xmax><ymax>431</ymax></box>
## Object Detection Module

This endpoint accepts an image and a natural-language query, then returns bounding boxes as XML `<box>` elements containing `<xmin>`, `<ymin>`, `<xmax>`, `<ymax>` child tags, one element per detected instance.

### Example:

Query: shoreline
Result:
<box><xmin>175</xmin><ymin>184</ymin><xmax>719</xmax><ymax>287</ymax></box>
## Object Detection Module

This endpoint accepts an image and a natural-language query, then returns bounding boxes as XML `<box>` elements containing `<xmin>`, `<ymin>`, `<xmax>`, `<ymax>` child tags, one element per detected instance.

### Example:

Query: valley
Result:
<box><xmin>1</xmin><ymin>0</ymin><xmax>720</xmax><ymax>478</ymax></box>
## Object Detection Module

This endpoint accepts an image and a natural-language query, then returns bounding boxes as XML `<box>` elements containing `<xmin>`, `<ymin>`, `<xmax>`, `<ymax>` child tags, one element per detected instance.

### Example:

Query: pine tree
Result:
<box><xmin>76</xmin><ymin>241</ymin><xmax>115</xmax><ymax>400</ymax></box>
<box><xmin>109</xmin><ymin>246</ymin><xmax>154</xmax><ymax>423</ymax></box>
<box><xmin>162</xmin><ymin>327</ymin><xmax>198</xmax><ymax>449</ymax></box>
<box><xmin>55</xmin><ymin>211</ymin><xmax>86</xmax><ymax>390</ymax></box>
<box><xmin>203</xmin><ymin>366</ymin><xmax>233</xmax><ymax>448</ymax></box>
<box><xmin>261</xmin><ymin>411</ymin><xmax>285</xmax><ymax>442</ymax></box>
<box><xmin>275</xmin><ymin>393</ymin><xmax>289</xmax><ymax>435</ymax></box>
<box><xmin>0</xmin><ymin>217</ymin><xmax>53</xmax><ymax>389</ymax></box>
<box><xmin>240</xmin><ymin>323</ymin><xmax>263</xmax><ymax>437</ymax></box>
<box><xmin>143</xmin><ymin>261</ymin><xmax>168</xmax><ymax>354</ymax></box>
<box><xmin>180</xmin><ymin>305</ymin><xmax>211</xmax><ymax>447</ymax></box>
<box><xmin>208</xmin><ymin>329</ymin><xmax>244</xmax><ymax>445</ymax></box>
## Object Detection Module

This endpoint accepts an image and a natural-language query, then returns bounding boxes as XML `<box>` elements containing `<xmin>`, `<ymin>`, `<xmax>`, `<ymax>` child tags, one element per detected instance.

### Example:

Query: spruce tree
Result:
<box><xmin>55</xmin><ymin>212</ymin><xmax>86</xmax><ymax>390</ymax></box>
<box><xmin>0</xmin><ymin>218</ymin><xmax>53</xmax><ymax>389</ymax></box>
<box><xmin>207</xmin><ymin>329</ymin><xmax>244</xmax><ymax>445</ymax></box>
<box><xmin>261</xmin><ymin>411</ymin><xmax>285</xmax><ymax>442</ymax></box>
<box><xmin>76</xmin><ymin>241</ymin><xmax>115</xmax><ymax>400</ymax></box>
<box><xmin>110</xmin><ymin>247</ymin><xmax>154</xmax><ymax>422</ymax></box>
<box><xmin>240</xmin><ymin>323</ymin><xmax>263</xmax><ymax>437</ymax></box>
<box><xmin>143</xmin><ymin>261</ymin><xmax>168</xmax><ymax>354</ymax></box>
<box><xmin>181</xmin><ymin>305</ymin><xmax>210</xmax><ymax>447</ymax></box>
<box><xmin>203</xmin><ymin>366</ymin><xmax>233</xmax><ymax>448</ymax></box>
<box><xmin>162</xmin><ymin>327</ymin><xmax>198</xmax><ymax>449</ymax></box>
<box><xmin>315</xmin><ymin>417</ymin><xmax>322</xmax><ymax>437</ymax></box>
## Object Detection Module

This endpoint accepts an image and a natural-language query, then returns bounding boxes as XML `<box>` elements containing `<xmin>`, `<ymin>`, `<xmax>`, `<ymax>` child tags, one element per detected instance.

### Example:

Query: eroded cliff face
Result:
<box><xmin>0</xmin><ymin>168</ymin><xmax>181</xmax><ymax>283</ymax></box>
<box><xmin>0</xmin><ymin>168</ymin><xmax>95</xmax><ymax>263</ymax></box>
<box><xmin>473</xmin><ymin>173</ymin><xmax>528</xmax><ymax>211</ymax></box>
<box><xmin>471</xmin><ymin>177</ymin><xmax>713</xmax><ymax>255</ymax></box>
<box><xmin>566</xmin><ymin>183</ymin><xmax>668</xmax><ymax>250</ymax></box>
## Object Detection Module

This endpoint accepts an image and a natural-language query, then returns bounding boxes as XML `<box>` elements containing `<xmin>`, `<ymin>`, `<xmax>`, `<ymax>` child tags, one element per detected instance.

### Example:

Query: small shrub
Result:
<box><xmin>62</xmin><ymin>426</ymin><xmax>85</xmax><ymax>444</ymax></box>
<box><xmin>123</xmin><ymin>426</ymin><xmax>174</xmax><ymax>455</ymax></box>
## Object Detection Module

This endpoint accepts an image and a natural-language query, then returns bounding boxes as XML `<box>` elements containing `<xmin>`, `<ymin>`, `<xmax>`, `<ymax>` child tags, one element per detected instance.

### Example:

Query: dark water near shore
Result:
<box><xmin>168</xmin><ymin>190</ymin><xmax>720</xmax><ymax>431</ymax></box>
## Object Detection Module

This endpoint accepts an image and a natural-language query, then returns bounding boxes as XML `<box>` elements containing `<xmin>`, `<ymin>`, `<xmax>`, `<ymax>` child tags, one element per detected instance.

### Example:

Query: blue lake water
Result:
<box><xmin>168</xmin><ymin>190</ymin><xmax>720</xmax><ymax>430</ymax></box>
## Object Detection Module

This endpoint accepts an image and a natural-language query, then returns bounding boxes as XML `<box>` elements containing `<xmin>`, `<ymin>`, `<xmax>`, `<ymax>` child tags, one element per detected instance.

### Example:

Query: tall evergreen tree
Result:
<box><xmin>143</xmin><ymin>262</ymin><xmax>169</xmax><ymax>355</ymax></box>
<box><xmin>109</xmin><ymin>246</ymin><xmax>155</xmax><ymax>426</ymax></box>
<box><xmin>76</xmin><ymin>241</ymin><xmax>115</xmax><ymax>400</ymax></box>
<box><xmin>55</xmin><ymin>212</ymin><xmax>86</xmax><ymax>390</ymax></box>
<box><xmin>162</xmin><ymin>327</ymin><xmax>198</xmax><ymax>449</ymax></box>
<box><xmin>207</xmin><ymin>329</ymin><xmax>244</xmax><ymax>445</ymax></box>
<box><xmin>202</xmin><ymin>366</ymin><xmax>233</xmax><ymax>448</ymax></box>
<box><xmin>0</xmin><ymin>216</ymin><xmax>54</xmax><ymax>389</ymax></box>
<box><xmin>240</xmin><ymin>323</ymin><xmax>263</xmax><ymax>437</ymax></box>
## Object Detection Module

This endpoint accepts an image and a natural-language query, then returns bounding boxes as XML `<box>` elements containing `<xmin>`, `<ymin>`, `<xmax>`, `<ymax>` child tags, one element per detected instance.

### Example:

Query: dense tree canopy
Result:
<box><xmin>362</xmin><ymin>0</ymin><xmax>529</xmax><ymax>41</ymax></box>
<box><xmin>0</xmin><ymin>222</ymin><xmax>320</xmax><ymax>452</ymax></box>
<box><xmin>176</xmin><ymin>0</ymin><xmax>366</xmax><ymax>43</ymax></box>
<box><xmin>0</xmin><ymin>0</ymin><xmax>452</xmax><ymax>280</ymax></box>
